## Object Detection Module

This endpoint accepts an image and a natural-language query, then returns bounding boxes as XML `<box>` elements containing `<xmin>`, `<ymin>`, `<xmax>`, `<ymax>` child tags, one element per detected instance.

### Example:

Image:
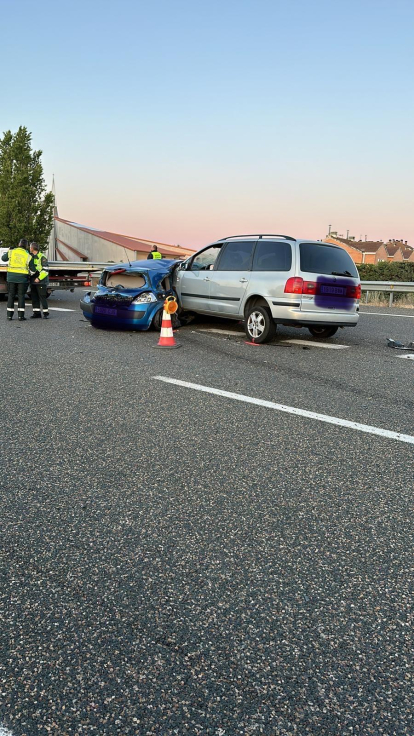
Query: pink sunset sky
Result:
<box><xmin>2</xmin><ymin>0</ymin><xmax>413</xmax><ymax>249</ymax></box>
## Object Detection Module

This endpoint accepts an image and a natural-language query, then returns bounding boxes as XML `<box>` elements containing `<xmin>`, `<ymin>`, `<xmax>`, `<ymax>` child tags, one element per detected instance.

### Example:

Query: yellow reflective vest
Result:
<box><xmin>32</xmin><ymin>253</ymin><xmax>49</xmax><ymax>281</ymax></box>
<box><xmin>152</xmin><ymin>251</ymin><xmax>162</xmax><ymax>259</ymax></box>
<box><xmin>8</xmin><ymin>247</ymin><xmax>31</xmax><ymax>275</ymax></box>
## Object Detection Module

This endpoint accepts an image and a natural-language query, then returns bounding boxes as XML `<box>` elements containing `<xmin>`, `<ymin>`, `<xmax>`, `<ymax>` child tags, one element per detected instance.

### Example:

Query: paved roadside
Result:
<box><xmin>1</xmin><ymin>293</ymin><xmax>413</xmax><ymax>735</ymax></box>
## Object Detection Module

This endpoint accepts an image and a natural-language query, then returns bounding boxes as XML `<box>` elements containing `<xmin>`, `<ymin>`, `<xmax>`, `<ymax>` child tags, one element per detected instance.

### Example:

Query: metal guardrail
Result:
<box><xmin>361</xmin><ymin>281</ymin><xmax>414</xmax><ymax>306</ymax></box>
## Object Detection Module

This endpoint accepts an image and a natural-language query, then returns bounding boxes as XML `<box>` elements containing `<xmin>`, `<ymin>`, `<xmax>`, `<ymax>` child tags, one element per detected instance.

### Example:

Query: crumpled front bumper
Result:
<box><xmin>80</xmin><ymin>293</ymin><xmax>162</xmax><ymax>330</ymax></box>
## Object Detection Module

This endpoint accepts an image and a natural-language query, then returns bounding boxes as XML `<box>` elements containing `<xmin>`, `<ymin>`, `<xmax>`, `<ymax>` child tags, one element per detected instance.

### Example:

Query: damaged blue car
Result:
<box><xmin>80</xmin><ymin>259</ymin><xmax>181</xmax><ymax>330</ymax></box>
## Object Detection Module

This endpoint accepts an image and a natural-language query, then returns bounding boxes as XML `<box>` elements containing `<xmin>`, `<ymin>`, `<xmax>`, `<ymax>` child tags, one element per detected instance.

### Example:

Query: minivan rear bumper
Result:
<box><xmin>276</xmin><ymin>318</ymin><xmax>358</xmax><ymax>327</ymax></box>
<box><xmin>269</xmin><ymin>304</ymin><xmax>359</xmax><ymax>327</ymax></box>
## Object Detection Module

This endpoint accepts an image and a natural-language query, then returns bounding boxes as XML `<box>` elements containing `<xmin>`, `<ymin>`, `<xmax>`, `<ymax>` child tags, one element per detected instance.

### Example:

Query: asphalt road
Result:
<box><xmin>1</xmin><ymin>291</ymin><xmax>413</xmax><ymax>735</ymax></box>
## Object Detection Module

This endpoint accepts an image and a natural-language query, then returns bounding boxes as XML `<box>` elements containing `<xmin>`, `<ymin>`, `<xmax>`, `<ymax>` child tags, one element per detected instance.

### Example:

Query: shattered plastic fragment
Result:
<box><xmin>386</xmin><ymin>338</ymin><xmax>414</xmax><ymax>350</ymax></box>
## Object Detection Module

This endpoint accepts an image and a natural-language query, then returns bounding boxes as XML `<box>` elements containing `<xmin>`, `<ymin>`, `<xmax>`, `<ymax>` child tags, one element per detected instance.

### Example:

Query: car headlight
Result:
<box><xmin>133</xmin><ymin>292</ymin><xmax>157</xmax><ymax>303</ymax></box>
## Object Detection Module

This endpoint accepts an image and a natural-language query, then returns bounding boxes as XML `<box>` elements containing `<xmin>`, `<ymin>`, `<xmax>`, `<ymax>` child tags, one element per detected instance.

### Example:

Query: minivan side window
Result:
<box><xmin>191</xmin><ymin>246</ymin><xmax>221</xmax><ymax>271</ymax></box>
<box><xmin>300</xmin><ymin>243</ymin><xmax>358</xmax><ymax>277</ymax></box>
<box><xmin>252</xmin><ymin>241</ymin><xmax>292</xmax><ymax>271</ymax></box>
<box><xmin>216</xmin><ymin>241</ymin><xmax>255</xmax><ymax>271</ymax></box>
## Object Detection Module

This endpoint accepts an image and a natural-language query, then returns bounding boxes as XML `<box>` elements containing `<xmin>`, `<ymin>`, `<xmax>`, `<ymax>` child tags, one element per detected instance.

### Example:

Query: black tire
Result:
<box><xmin>176</xmin><ymin>309</ymin><xmax>195</xmax><ymax>326</ymax></box>
<box><xmin>308</xmin><ymin>326</ymin><xmax>338</xmax><ymax>338</ymax></box>
<box><xmin>152</xmin><ymin>308</ymin><xmax>163</xmax><ymax>331</ymax></box>
<box><xmin>152</xmin><ymin>308</ymin><xmax>180</xmax><ymax>331</ymax></box>
<box><xmin>244</xmin><ymin>305</ymin><xmax>276</xmax><ymax>344</ymax></box>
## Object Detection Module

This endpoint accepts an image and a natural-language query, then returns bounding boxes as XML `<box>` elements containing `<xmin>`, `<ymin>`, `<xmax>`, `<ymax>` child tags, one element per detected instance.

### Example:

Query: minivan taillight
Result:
<box><xmin>284</xmin><ymin>277</ymin><xmax>303</xmax><ymax>294</ymax></box>
<box><xmin>285</xmin><ymin>278</ymin><xmax>361</xmax><ymax>299</ymax></box>
<box><xmin>347</xmin><ymin>284</ymin><xmax>361</xmax><ymax>299</ymax></box>
<box><xmin>303</xmin><ymin>280</ymin><xmax>317</xmax><ymax>295</ymax></box>
<box><xmin>285</xmin><ymin>277</ymin><xmax>317</xmax><ymax>294</ymax></box>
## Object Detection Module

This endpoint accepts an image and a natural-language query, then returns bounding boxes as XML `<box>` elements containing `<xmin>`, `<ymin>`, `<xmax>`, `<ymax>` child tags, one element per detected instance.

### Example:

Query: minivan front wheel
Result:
<box><xmin>308</xmin><ymin>326</ymin><xmax>338</xmax><ymax>339</ymax></box>
<box><xmin>245</xmin><ymin>306</ymin><xmax>276</xmax><ymax>344</ymax></box>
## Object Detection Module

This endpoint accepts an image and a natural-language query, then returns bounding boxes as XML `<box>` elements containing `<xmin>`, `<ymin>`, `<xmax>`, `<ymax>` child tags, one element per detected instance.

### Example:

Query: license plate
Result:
<box><xmin>320</xmin><ymin>285</ymin><xmax>346</xmax><ymax>295</ymax></box>
<box><xmin>95</xmin><ymin>306</ymin><xmax>117</xmax><ymax>316</ymax></box>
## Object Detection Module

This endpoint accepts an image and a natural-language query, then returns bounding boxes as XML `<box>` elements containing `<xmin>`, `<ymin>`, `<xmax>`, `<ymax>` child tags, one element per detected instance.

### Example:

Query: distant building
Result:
<box><xmin>324</xmin><ymin>236</ymin><xmax>383</xmax><ymax>264</ymax></box>
<box><xmin>325</xmin><ymin>235</ymin><xmax>414</xmax><ymax>264</ymax></box>
<box><xmin>385</xmin><ymin>239</ymin><xmax>414</xmax><ymax>262</ymax></box>
<box><xmin>48</xmin><ymin>216</ymin><xmax>195</xmax><ymax>263</ymax></box>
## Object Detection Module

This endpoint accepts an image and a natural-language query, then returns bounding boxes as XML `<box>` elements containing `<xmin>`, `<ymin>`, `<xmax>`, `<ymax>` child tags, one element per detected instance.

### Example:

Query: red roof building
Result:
<box><xmin>50</xmin><ymin>217</ymin><xmax>195</xmax><ymax>262</ymax></box>
<box><xmin>324</xmin><ymin>235</ymin><xmax>414</xmax><ymax>264</ymax></box>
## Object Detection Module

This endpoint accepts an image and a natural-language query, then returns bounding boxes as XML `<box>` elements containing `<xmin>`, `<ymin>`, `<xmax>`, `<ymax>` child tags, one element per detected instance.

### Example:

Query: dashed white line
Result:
<box><xmin>280</xmin><ymin>339</ymin><xmax>349</xmax><ymax>350</ymax></box>
<box><xmin>197</xmin><ymin>329</ymin><xmax>350</xmax><ymax>349</ymax></box>
<box><xmin>153</xmin><ymin>376</ymin><xmax>414</xmax><ymax>446</ymax></box>
<box><xmin>47</xmin><ymin>307</ymin><xmax>75</xmax><ymax>312</ymax></box>
<box><xmin>0</xmin><ymin>726</ymin><xmax>14</xmax><ymax>735</ymax></box>
<box><xmin>360</xmin><ymin>311</ymin><xmax>414</xmax><ymax>318</ymax></box>
<box><xmin>395</xmin><ymin>353</ymin><xmax>414</xmax><ymax>360</ymax></box>
<box><xmin>25</xmin><ymin>304</ymin><xmax>75</xmax><ymax>312</ymax></box>
<box><xmin>198</xmin><ymin>328</ymin><xmax>243</xmax><ymax>336</ymax></box>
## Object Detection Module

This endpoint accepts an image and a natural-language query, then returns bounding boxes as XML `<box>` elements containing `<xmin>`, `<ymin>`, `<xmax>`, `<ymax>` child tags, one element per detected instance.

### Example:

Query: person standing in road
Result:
<box><xmin>1</xmin><ymin>238</ymin><xmax>31</xmax><ymax>320</ymax></box>
<box><xmin>29</xmin><ymin>243</ymin><xmax>50</xmax><ymax>319</ymax></box>
<box><xmin>147</xmin><ymin>245</ymin><xmax>162</xmax><ymax>260</ymax></box>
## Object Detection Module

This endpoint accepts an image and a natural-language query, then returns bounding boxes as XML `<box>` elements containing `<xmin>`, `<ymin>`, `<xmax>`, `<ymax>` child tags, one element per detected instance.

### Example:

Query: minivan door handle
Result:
<box><xmin>203</xmin><ymin>276</ymin><xmax>211</xmax><ymax>281</ymax></box>
<box><xmin>239</xmin><ymin>278</ymin><xmax>248</xmax><ymax>283</ymax></box>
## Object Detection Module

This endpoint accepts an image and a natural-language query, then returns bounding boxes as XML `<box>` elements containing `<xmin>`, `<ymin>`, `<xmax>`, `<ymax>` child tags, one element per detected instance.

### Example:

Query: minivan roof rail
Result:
<box><xmin>219</xmin><ymin>233</ymin><xmax>296</xmax><ymax>242</ymax></box>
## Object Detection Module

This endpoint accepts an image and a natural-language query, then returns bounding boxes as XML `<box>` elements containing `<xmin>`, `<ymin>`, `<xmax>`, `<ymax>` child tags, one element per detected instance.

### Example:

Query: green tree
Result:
<box><xmin>0</xmin><ymin>126</ymin><xmax>54</xmax><ymax>251</ymax></box>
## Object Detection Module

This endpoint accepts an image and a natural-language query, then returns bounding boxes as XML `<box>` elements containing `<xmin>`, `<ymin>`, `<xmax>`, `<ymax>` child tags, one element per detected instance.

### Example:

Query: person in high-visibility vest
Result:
<box><xmin>147</xmin><ymin>245</ymin><xmax>162</xmax><ymax>260</ymax></box>
<box><xmin>1</xmin><ymin>238</ymin><xmax>31</xmax><ymax>320</ymax></box>
<box><xmin>29</xmin><ymin>242</ymin><xmax>50</xmax><ymax>319</ymax></box>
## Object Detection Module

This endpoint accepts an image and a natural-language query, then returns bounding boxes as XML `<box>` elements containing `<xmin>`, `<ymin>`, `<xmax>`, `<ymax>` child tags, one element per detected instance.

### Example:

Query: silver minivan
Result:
<box><xmin>174</xmin><ymin>234</ymin><xmax>361</xmax><ymax>343</ymax></box>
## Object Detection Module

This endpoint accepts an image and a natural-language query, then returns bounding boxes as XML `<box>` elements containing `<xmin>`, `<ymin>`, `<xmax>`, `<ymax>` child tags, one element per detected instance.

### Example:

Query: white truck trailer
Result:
<box><xmin>0</xmin><ymin>245</ymin><xmax>106</xmax><ymax>298</ymax></box>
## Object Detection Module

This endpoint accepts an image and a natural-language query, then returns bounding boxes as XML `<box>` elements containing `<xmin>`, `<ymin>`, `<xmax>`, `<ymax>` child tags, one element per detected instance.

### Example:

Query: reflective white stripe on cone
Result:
<box><xmin>153</xmin><ymin>309</ymin><xmax>181</xmax><ymax>349</ymax></box>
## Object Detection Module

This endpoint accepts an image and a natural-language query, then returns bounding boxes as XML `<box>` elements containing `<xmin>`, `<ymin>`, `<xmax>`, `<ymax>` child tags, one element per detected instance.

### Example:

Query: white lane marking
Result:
<box><xmin>396</xmin><ymin>353</ymin><xmax>414</xmax><ymax>360</ymax></box>
<box><xmin>0</xmin><ymin>726</ymin><xmax>14</xmax><ymax>735</ymax></box>
<box><xmin>24</xmin><ymin>304</ymin><xmax>75</xmax><ymax>312</ymax></box>
<box><xmin>280</xmin><ymin>339</ymin><xmax>349</xmax><ymax>350</ymax></box>
<box><xmin>360</xmin><ymin>311</ymin><xmax>414</xmax><ymax>318</ymax></box>
<box><xmin>47</xmin><ymin>307</ymin><xmax>75</xmax><ymax>312</ymax></box>
<box><xmin>153</xmin><ymin>376</ymin><xmax>414</xmax><ymax>446</ymax></box>
<box><xmin>198</xmin><ymin>330</ymin><xmax>350</xmax><ymax>349</ymax></box>
<box><xmin>198</xmin><ymin>328</ymin><xmax>243</xmax><ymax>336</ymax></box>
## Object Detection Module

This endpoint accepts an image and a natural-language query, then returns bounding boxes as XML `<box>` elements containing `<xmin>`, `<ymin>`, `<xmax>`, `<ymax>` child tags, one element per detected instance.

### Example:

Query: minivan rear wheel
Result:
<box><xmin>245</xmin><ymin>306</ymin><xmax>276</xmax><ymax>344</ymax></box>
<box><xmin>308</xmin><ymin>326</ymin><xmax>338</xmax><ymax>339</ymax></box>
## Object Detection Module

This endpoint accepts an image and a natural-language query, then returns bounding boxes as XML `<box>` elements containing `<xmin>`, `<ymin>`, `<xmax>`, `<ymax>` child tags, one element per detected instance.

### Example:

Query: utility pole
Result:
<box><xmin>346</xmin><ymin>229</ymin><xmax>349</xmax><ymax>239</ymax></box>
<box><xmin>328</xmin><ymin>224</ymin><xmax>331</xmax><ymax>236</ymax></box>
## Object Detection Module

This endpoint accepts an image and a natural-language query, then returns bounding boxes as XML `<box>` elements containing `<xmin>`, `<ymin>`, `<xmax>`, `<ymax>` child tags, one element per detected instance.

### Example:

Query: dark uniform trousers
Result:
<box><xmin>31</xmin><ymin>282</ymin><xmax>49</xmax><ymax>312</ymax></box>
<box><xmin>7</xmin><ymin>282</ymin><xmax>28</xmax><ymax>312</ymax></box>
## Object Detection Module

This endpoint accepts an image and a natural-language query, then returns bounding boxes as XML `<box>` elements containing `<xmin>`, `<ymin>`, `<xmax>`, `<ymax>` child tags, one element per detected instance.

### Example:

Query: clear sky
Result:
<box><xmin>1</xmin><ymin>0</ymin><xmax>413</xmax><ymax>247</ymax></box>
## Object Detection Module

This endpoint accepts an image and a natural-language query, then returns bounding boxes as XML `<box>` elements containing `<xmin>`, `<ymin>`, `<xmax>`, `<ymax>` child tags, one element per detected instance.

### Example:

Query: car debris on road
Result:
<box><xmin>387</xmin><ymin>338</ymin><xmax>414</xmax><ymax>350</ymax></box>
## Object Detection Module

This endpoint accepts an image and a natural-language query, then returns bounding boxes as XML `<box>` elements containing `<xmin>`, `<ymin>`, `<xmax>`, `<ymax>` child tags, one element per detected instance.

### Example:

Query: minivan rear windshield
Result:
<box><xmin>300</xmin><ymin>243</ymin><xmax>358</xmax><ymax>277</ymax></box>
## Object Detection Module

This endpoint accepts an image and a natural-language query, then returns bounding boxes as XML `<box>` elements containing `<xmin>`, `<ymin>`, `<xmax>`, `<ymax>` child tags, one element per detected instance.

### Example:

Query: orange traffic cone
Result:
<box><xmin>153</xmin><ymin>298</ymin><xmax>181</xmax><ymax>349</ymax></box>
